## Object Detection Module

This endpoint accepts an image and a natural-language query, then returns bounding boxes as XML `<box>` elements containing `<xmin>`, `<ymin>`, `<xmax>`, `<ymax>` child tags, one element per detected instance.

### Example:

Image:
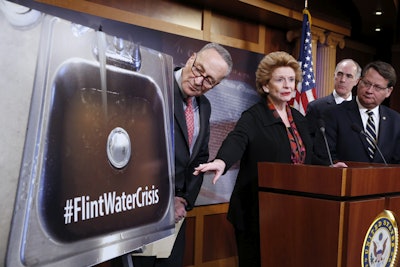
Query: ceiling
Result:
<box><xmin>184</xmin><ymin>0</ymin><xmax>399</xmax><ymax>52</ymax></box>
<box><xmin>340</xmin><ymin>0</ymin><xmax>398</xmax><ymax>43</ymax></box>
<box><xmin>15</xmin><ymin>0</ymin><xmax>400</xmax><ymax>56</ymax></box>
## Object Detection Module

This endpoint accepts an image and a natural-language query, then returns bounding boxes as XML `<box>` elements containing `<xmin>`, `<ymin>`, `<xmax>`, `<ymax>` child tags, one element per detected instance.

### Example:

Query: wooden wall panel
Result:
<box><xmin>96</xmin><ymin>204</ymin><xmax>237</xmax><ymax>267</ymax></box>
<box><xmin>88</xmin><ymin>0</ymin><xmax>203</xmax><ymax>30</ymax></box>
<box><xmin>210</xmin><ymin>14</ymin><xmax>259</xmax><ymax>43</ymax></box>
<box><xmin>37</xmin><ymin>0</ymin><xmax>205</xmax><ymax>40</ymax></box>
<box><xmin>202</xmin><ymin>214</ymin><xmax>237</xmax><ymax>262</ymax></box>
<box><xmin>263</xmin><ymin>27</ymin><xmax>293</xmax><ymax>54</ymax></box>
<box><xmin>208</xmin><ymin>12</ymin><xmax>266</xmax><ymax>53</ymax></box>
<box><xmin>184</xmin><ymin>217</ymin><xmax>196</xmax><ymax>266</ymax></box>
<box><xmin>184</xmin><ymin>204</ymin><xmax>238</xmax><ymax>267</ymax></box>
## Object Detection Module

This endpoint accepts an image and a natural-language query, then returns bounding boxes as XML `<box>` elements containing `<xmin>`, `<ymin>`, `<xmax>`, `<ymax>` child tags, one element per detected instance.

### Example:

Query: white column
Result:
<box><xmin>316</xmin><ymin>32</ymin><xmax>345</xmax><ymax>98</ymax></box>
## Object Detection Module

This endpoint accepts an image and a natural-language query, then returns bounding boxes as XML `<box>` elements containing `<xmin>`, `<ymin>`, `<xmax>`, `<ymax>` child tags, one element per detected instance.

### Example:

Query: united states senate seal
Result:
<box><xmin>361</xmin><ymin>210</ymin><xmax>399</xmax><ymax>267</ymax></box>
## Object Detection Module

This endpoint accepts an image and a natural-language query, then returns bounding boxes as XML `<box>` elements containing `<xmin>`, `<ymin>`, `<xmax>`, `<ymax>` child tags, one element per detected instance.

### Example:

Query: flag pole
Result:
<box><xmin>291</xmin><ymin>0</ymin><xmax>317</xmax><ymax>114</ymax></box>
<box><xmin>303</xmin><ymin>1</ymin><xmax>312</xmax><ymax>26</ymax></box>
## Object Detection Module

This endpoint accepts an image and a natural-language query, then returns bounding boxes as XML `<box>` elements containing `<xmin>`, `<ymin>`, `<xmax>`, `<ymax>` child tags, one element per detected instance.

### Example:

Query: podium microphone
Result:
<box><xmin>350</xmin><ymin>123</ymin><xmax>388</xmax><ymax>165</ymax></box>
<box><xmin>318</xmin><ymin>119</ymin><xmax>334</xmax><ymax>166</ymax></box>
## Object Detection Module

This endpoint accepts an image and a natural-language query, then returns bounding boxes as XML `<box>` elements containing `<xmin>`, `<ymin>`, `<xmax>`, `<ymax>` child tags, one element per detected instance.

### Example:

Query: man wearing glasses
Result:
<box><xmin>133</xmin><ymin>42</ymin><xmax>232</xmax><ymax>267</ymax></box>
<box><xmin>313</xmin><ymin>60</ymin><xmax>400</xmax><ymax>165</ymax></box>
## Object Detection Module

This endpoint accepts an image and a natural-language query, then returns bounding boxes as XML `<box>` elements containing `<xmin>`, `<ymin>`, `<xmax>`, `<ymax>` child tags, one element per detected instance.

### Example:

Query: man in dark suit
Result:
<box><xmin>133</xmin><ymin>42</ymin><xmax>232</xmax><ymax>267</ymax></box>
<box><xmin>313</xmin><ymin>60</ymin><xmax>400</xmax><ymax>165</ymax></box>
<box><xmin>306</xmin><ymin>59</ymin><xmax>361</xmax><ymax>138</ymax></box>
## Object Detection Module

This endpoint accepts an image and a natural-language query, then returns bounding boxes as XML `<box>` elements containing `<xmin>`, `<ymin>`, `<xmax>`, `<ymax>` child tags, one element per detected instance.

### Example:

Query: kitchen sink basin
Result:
<box><xmin>7</xmin><ymin>15</ymin><xmax>174</xmax><ymax>267</ymax></box>
<box><xmin>40</xmin><ymin>58</ymin><xmax>171</xmax><ymax>242</ymax></box>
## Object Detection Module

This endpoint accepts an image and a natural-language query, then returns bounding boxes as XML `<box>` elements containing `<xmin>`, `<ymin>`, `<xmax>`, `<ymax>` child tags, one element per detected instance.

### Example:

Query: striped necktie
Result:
<box><xmin>366</xmin><ymin>110</ymin><xmax>376</xmax><ymax>159</ymax></box>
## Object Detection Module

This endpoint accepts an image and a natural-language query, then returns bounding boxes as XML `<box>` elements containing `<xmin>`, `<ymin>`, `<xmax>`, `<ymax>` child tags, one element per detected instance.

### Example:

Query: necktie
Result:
<box><xmin>366</xmin><ymin>110</ymin><xmax>376</xmax><ymax>159</ymax></box>
<box><xmin>185</xmin><ymin>97</ymin><xmax>194</xmax><ymax>146</ymax></box>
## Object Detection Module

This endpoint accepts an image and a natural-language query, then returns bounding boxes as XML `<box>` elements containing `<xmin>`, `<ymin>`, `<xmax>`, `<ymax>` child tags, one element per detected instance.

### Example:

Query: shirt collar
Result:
<box><xmin>356</xmin><ymin>96</ymin><xmax>379</xmax><ymax>115</ymax></box>
<box><xmin>333</xmin><ymin>89</ymin><xmax>352</xmax><ymax>104</ymax></box>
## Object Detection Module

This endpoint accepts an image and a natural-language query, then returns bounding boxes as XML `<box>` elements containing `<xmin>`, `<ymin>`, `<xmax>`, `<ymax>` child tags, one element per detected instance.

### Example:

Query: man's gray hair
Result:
<box><xmin>199</xmin><ymin>42</ymin><xmax>233</xmax><ymax>77</ymax></box>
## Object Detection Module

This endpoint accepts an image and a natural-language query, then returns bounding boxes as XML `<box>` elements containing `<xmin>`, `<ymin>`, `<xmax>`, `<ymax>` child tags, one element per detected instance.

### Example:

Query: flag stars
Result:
<box><xmin>292</xmin><ymin>11</ymin><xmax>316</xmax><ymax>115</ymax></box>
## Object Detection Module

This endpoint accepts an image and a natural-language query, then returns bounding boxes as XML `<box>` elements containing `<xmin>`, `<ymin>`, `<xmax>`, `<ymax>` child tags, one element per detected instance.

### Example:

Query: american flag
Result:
<box><xmin>292</xmin><ymin>9</ymin><xmax>317</xmax><ymax>115</ymax></box>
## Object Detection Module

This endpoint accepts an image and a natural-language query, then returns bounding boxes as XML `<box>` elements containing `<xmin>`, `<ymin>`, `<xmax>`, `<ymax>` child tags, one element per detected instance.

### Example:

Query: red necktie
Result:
<box><xmin>185</xmin><ymin>97</ymin><xmax>194</xmax><ymax>146</ymax></box>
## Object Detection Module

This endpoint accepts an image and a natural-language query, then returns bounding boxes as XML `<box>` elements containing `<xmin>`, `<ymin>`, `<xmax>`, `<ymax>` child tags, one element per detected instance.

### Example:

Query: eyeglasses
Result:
<box><xmin>191</xmin><ymin>57</ymin><xmax>218</xmax><ymax>89</ymax></box>
<box><xmin>359</xmin><ymin>79</ymin><xmax>388</xmax><ymax>91</ymax></box>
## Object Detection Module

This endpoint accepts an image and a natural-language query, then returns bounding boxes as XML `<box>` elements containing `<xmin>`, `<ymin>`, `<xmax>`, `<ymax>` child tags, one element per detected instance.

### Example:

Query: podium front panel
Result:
<box><xmin>257</xmin><ymin>162</ymin><xmax>400</xmax><ymax>267</ymax></box>
<box><xmin>259</xmin><ymin>192</ymin><xmax>386</xmax><ymax>267</ymax></box>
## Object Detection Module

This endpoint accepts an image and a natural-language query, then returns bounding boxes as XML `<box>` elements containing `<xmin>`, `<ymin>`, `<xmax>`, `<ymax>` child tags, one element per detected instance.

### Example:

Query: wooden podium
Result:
<box><xmin>258</xmin><ymin>162</ymin><xmax>400</xmax><ymax>267</ymax></box>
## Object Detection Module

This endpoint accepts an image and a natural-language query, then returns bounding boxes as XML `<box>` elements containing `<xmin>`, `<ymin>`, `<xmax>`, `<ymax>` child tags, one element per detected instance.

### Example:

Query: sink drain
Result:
<box><xmin>107</xmin><ymin>127</ymin><xmax>131</xmax><ymax>169</ymax></box>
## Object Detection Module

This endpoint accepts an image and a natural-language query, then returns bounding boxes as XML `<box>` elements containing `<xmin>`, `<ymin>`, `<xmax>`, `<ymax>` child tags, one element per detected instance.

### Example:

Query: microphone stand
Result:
<box><xmin>351</xmin><ymin>124</ymin><xmax>388</xmax><ymax>165</ymax></box>
<box><xmin>360</xmin><ymin>131</ymin><xmax>388</xmax><ymax>165</ymax></box>
<box><xmin>319</xmin><ymin>125</ymin><xmax>334</xmax><ymax>166</ymax></box>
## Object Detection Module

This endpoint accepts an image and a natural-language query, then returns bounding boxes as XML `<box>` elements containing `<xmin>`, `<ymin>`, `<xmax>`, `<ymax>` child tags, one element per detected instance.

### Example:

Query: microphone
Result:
<box><xmin>318</xmin><ymin>119</ymin><xmax>334</xmax><ymax>166</ymax></box>
<box><xmin>351</xmin><ymin>123</ymin><xmax>388</xmax><ymax>165</ymax></box>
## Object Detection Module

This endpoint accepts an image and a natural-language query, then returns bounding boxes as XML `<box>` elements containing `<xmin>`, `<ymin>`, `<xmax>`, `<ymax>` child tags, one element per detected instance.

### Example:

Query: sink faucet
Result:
<box><xmin>130</xmin><ymin>42</ymin><xmax>141</xmax><ymax>71</ymax></box>
<box><xmin>93</xmin><ymin>33</ymin><xmax>142</xmax><ymax>71</ymax></box>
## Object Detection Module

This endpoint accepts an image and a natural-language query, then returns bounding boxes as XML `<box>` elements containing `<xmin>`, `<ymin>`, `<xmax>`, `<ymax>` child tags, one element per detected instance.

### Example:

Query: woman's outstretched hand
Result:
<box><xmin>331</xmin><ymin>161</ymin><xmax>348</xmax><ymax>168</ymax></box>
<box><xmin>193</xmin><ymin>159</ymin><xmax>226</xmax><ymax>184</ymax></box>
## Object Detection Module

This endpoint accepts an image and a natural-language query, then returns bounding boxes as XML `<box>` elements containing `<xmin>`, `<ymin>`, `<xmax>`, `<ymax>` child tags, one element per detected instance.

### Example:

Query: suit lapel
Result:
<box><xmin>345</xmin><ymin>100</ymin><xmax>363</xmax><ymax>128</ymax></box>
<box><xmin>174</xmin><ymin>80</ymin><xmax>190</xmax><ymax>146</ymax></box>
<box><xmin>377</xmin><ymin>106</ymin><xmax>389</xmax><ymax>148</ymax></box>
<box><xmin>327</xmin><ymin>94</ymin><xmax>335</xmax><ymax>105</ymax></box>
<box><xmin>345</xmin><ymin>100</ymin><xmax>371</xmax><ymax>156</ymax></box>
<box><xmin>190</xmin><ymin>96</ymin><xmax>206</xmax><ymax>157</ymax></box>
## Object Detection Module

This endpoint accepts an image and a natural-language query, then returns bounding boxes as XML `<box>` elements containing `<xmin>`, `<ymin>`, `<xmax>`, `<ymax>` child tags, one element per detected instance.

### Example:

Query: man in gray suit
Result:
<box><xmin>306</xmin><ymin>59</ymin><xmax>361</xmax><ymax>137</ymax></box>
